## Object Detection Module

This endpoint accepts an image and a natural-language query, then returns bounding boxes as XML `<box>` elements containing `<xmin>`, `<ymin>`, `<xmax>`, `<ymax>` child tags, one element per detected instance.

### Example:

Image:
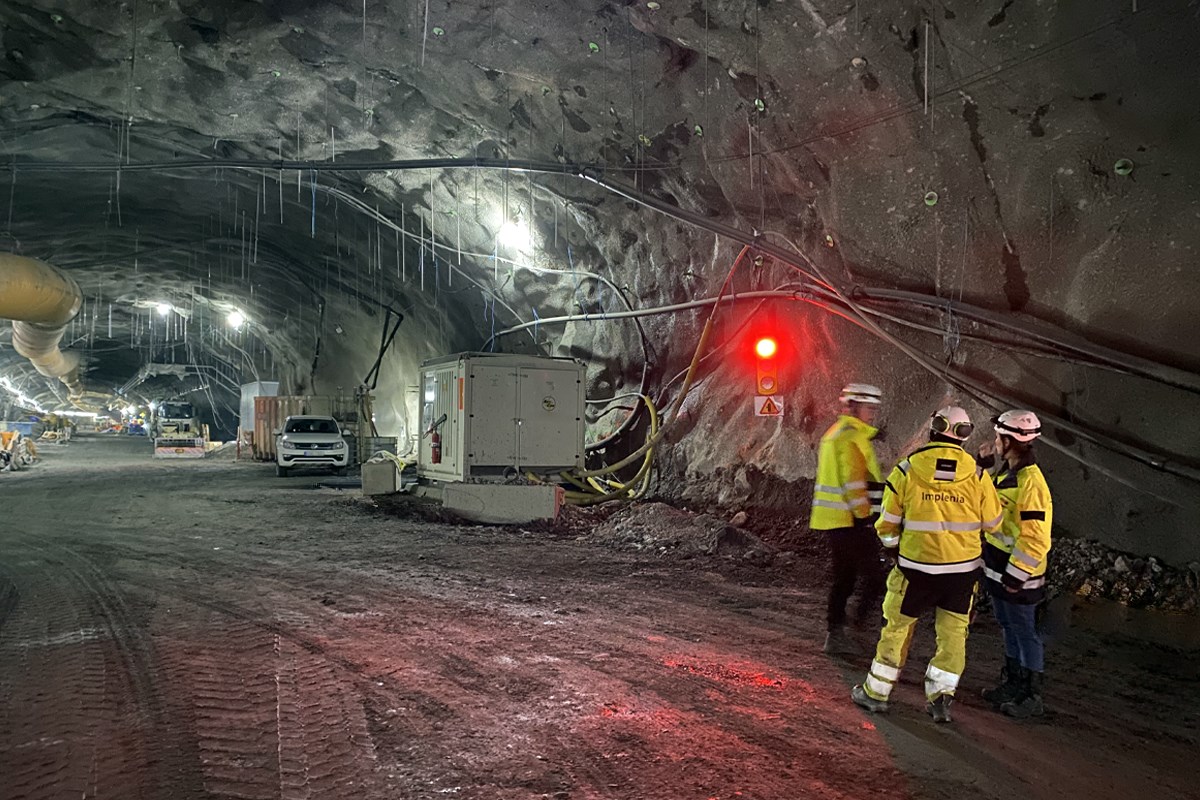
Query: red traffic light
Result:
<box><xmin>753</xmin><ymin>335</ymin><xmax>779</xmax><ymax>395</ymax></box>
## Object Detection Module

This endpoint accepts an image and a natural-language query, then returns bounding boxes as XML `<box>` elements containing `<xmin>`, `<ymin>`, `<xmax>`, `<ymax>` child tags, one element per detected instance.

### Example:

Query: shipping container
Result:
<box><xmin>251</xmin><ymin>395</ymin><xmax>357</xmax><ymax>460</ymax></box>
<box><xmin>239</xmin><ymin>381</ymin><xmax>280</xmax><ymax>437</ymax></box>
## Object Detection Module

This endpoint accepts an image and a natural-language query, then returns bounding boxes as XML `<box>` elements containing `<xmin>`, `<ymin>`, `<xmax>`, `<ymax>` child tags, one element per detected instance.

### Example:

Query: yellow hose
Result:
<box><xmin>562</xmin><ymin>392</ymin><xmax>661</xmax><ymax>506</ymax></box>
<box><xmin>557</xmin><ymin>470</ymin><xmax>594</xmax><ymax>492</ymax></box>
<box><xmin>573</xmin><ymin>246</ymin><xmax>747</xmax><ymax>479</ymax></box>
<box><xmin>528</xmin><ymin>240</ymin><xmax>742</xmax><ymax>508</ymax></box>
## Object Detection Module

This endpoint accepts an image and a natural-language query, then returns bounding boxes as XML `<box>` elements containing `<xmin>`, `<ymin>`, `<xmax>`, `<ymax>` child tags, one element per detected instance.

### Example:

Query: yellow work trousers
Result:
<box><xmin>862</xmin><ymin>567</ymin><xmax>974</xmax><ymax>702</ymax></box>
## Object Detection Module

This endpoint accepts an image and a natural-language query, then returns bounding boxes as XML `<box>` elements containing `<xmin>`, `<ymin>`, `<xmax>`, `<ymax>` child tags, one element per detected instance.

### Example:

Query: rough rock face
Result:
<box><xmin>1</xmin><ymin>1</ymin><xmax>1198</xmax><ymax>561</ymax></box>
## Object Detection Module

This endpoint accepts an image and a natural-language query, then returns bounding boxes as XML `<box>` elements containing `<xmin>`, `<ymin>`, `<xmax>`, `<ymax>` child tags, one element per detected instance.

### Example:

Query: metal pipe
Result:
<box><xmin>0</xmin><ymin>253</ymin><xmax>85</xmax><ymax>403</ymax></box>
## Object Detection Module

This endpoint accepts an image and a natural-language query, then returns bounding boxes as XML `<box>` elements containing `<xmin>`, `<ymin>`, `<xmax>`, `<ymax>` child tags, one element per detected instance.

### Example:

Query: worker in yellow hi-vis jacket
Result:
<box><xmin>978</xmin><ymin>410</ymin><xmax>1053</xmax><ymax>719</ymax></box>
<box><xmin>810</xmin><ymin>384</ymin><xmax>887</xmax><ymax>656</ymax></box>
<box><xmin>851</xmin><ymin>406</ymin><xmax>1003</xmax><ymax>724</ymax></box>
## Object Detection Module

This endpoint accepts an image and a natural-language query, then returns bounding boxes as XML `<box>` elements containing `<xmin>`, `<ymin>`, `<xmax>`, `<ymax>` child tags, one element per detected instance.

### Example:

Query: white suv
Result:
<box><xmin>276</xmin><ymin>415</ymin><xmax>350</xmax><ymax>476</ymax></box>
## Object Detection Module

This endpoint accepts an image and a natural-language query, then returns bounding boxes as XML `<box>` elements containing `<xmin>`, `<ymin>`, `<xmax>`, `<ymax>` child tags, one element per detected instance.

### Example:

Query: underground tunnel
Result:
<box><xmin>1</xmin><ymin>1</ymin><xmax>1198</xmax><ymax>798</ymax></box>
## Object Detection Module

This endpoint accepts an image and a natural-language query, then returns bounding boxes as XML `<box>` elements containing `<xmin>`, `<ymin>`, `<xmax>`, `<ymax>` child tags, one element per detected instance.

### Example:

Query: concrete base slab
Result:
<box><xmin>415</xmin><ymin>482</ymin><xmax>563</xmax><ymax>524</ymax></box>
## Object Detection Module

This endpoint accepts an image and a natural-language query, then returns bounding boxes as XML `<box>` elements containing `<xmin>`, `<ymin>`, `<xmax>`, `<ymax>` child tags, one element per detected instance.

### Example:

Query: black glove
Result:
<box><xmin>882</xmin><ymin>545</ymin><xmax>900</xmax><ymax>564</ymax></box>
<box><xmin>854</xmin><ymin>513</ymin><xmax>880</xmax><ymax>529</ymax></box>
<box><xmin>976</xmin><ymin>452</ymin><xmax>996</xmax><ymax>470</ymax></box>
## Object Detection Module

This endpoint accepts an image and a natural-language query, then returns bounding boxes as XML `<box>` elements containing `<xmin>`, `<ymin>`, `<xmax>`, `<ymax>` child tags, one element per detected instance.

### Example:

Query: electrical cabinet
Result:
<box><xmin>416</xmin><ymin>353</ymin><xmax>585</xmax><ymax>482</ymax></box>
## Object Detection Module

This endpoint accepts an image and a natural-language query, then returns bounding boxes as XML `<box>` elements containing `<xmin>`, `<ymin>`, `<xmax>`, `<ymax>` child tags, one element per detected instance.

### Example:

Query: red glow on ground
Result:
<box><xmin>661</xmin><ymin>657</ymin><xmax>786</xmax><ymax>689</ymax></box>
<box><xmin>599</xmin><ymin>702</ymin><xmax>634</xmax><ymax>717</ymax></box>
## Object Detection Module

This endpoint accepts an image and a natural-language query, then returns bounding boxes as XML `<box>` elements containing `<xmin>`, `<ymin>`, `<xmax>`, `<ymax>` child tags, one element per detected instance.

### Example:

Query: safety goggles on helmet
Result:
<box><xmin>993</xmin><ymin>410</ymin><xmax>1042</xmax><ymax>442</ymax></box>
<box><xmin>839</xmin><ymin>383</ymin><xmax>882</xmax><ymax>405</ymax></box>
<box><xmin>930</xmin><ymin>407</ymin><xmax>974</xmax><ymax>440</ymax></box>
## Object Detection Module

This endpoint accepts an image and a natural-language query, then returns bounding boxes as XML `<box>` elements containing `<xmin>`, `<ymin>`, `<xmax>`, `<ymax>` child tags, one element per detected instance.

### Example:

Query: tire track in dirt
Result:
<box><xmin>132</xmin><ymin>587</ymin><xmax>387</xmax><ymax>800</ymax></box>
<box><xmin>121</xmin><ymin>570</ymin><xmax>577</xmax><ymax>798</ymax></box>
<box><xmin>0</xmin><ymin>541</ymin><xmax>162</xmax><ymax>800</ymax></box>
<box><xmin>2</xmin><ymin>534</ymin><xmax>218</xmax><ymax>799</ymax></box>
<box><xmin>2</xmin><ymin>528</ymin><xmax>392</xmax><ymax>800</ymax></box>
<box><xmin>101</xmin><ymin>539</ymin><xmax>905</xmax><ymax>799</ymax></box>
<box><xmin>0</xmin><ymin>558</ymin><xmax>90</xmax><ymax>800</ymax></box>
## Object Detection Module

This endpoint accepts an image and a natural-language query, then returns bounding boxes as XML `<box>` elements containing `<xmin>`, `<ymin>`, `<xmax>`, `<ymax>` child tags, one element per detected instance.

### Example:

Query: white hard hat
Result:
<box><xmin>931</xmin><ymin>405</ymin><xmax>974</xmax><ymax>440</ymax></box>
<box><xmin>995</xmin><ymin>410</ymin><xmax>1042</xmax><ymax>442</ymax></box>
<box><xmin>840</xmin><ymin>383</ymin><xmax>882</xmax><ymax>405</ymax></box>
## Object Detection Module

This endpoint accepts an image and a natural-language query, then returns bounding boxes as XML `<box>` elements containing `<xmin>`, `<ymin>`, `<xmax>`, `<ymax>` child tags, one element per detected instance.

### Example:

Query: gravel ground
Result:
<box><xmin>1</xmin><ymin>434</ymin><xmax>1197</xmax><ymax>800</ymax></box>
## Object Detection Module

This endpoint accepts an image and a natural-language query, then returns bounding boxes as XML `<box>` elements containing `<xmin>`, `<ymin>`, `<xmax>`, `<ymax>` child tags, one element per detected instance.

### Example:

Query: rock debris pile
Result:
<box><xmin>372</xmin><ymin>492</ymin><xmax>1198</xmax><ymax>615</ymax></box>
<box><xmin>1052</xmin><ymin>539</ymin><xmax>1200</xmax><ymax>613</ymax></box>
<box><xmin>582</xmin><ymin>502</ymin><xmax>773</xmax><ymax>561</ymax></box>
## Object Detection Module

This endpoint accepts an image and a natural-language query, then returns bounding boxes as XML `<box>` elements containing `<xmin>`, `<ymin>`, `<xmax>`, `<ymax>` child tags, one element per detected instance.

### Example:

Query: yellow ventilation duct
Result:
<box><xmin>0</xmin><ymin>253</ymin><xmax>85</xmax><ymax>405</ymax></box>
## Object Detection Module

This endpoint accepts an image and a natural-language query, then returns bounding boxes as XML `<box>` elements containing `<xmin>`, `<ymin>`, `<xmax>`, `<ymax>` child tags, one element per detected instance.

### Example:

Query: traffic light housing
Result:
<box><xmin>754</xmin><ymin>336</ymin><xmax>778</xmax><ymax>395</ymax></box>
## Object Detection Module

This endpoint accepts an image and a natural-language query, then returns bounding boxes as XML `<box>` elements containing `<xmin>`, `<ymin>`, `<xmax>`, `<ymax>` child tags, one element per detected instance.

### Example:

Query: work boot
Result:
<box><xmin>1002</xmin><ymin>671</ymin><xmax>1045</xmax><ymax>719</ymax></box>
<box><xmin>851</xmin><ymin>684</ymin><xmax>889</xmax><ymax>714</ymax></box>
<box><xmin>926</xmin><ymin>694</ymin><xmax>954</xmax><ymax>724</ymax></box>
<box><xmin>823</xmin><ymin>627</ymin><xmax>860</xmax><ymax>656</ymax></box>
<box><xmin>982</xmin><ymin>657</ymin><xmax>1023</xmax><ymax>708</ymax></box>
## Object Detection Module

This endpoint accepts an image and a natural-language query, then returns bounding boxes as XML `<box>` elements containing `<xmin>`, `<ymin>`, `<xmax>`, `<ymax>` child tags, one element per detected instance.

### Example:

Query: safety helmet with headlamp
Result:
<box><xmin>930</xmin><ymin>406</ymin><xmax>974</xmax><ymax>441</ymax></box>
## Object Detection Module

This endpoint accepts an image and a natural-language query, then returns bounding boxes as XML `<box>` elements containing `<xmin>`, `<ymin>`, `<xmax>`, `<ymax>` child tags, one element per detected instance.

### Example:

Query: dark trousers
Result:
<box><xmin>992</xmin><ymin>595</ymin><xmax>1044</xmax><ymax>671</ymax></box>
<box><xmin>826</xmin><ymin>526</ymin><xmax>886</xmax><ymax>631</ymax></box>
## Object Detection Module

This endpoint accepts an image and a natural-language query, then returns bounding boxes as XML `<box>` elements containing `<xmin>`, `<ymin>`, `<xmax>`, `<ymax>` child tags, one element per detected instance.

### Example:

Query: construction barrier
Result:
<box><xmin>154</xmin><ymin>437</ymin><xmax>207</xmax><ymax>459</ymax></box>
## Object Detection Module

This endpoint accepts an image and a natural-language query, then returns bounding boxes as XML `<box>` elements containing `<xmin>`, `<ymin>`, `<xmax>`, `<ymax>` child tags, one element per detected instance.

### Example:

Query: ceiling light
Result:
<box><xmin>156</xmin><ymin>302</ymin><xmax>172</xmax><ymax>317</ymax></box>
<box><xmin>0</xmin><ymin>376</ymin><xmax>47</xmax><ymax>413</ymax></box>
<box><xmin>227</xmin><ymin>309</ymin><xmax>247</xmax><ymax>328</ymax></box>
<box><xmin>498</xmin><ymin>219</ymin><xmax>532</xmax><ymax>251</ymax></box>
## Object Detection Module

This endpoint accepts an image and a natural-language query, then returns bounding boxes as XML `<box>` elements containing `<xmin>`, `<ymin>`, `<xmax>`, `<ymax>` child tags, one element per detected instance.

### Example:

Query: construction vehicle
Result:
<box><xmin>151</xmin><ymin>400</ymin><xmax>209</xmax><ymax>458</ymax></box>
<box><xmin>1</xmin><ymin>428</ymin><xmax>37</xmax><ymax>472</ymax></box>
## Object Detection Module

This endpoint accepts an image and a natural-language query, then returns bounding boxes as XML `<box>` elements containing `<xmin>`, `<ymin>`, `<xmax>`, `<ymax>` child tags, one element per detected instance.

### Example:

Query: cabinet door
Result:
<box><xmin>469</xmin><ymin>365</ymin><xmax>518</xmax><ymax>466</ymax></box>
<box><xmin>420</xmin><ymin>369</ymin><xmax>461</xmax><ymax>475</ymax></box>
<box><xmin>516</xmin><ymin>366</ymin><xmax>581</xmax><ymax>468</ymax></box>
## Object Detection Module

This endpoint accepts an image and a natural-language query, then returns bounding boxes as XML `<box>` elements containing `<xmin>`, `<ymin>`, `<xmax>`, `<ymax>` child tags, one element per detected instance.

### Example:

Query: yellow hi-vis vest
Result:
<box><xmin>983</xmin><ymin>457</ymin><xmax>1052</xmax><ymax>595</ymax></box>
<box><xmin>875</xmin><ymin>442</ymin><xmax>1004</xmax><ymax>575</ymax></box>
<box><xmin>810</xmin><ymin>415</ymin><xmax>883</xmax><ymax>531</ymax></box>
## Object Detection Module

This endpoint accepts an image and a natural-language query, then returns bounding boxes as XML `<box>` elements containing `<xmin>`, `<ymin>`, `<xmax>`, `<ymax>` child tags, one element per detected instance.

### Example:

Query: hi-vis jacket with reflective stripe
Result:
<box><xmin>983</xmin><ymin>455</ymin><xmax>1053</xmax><ymax>602</ymax></box>
<box><xmin>810</xmin><ymin>415</ymin><xmax>883</xmax><ymax>531</ymax></box>
<box><xmin>875</xmin><ymin>442</ymin><xmax>1004</xmax><ymax>575</ymax></box>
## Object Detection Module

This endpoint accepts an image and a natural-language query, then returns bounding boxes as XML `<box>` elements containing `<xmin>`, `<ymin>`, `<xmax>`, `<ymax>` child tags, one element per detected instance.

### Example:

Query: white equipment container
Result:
<box><xmin>240</xmin><ymin>381</ymin><xmax>280</xmax><ymax>434</ymax></box>
<box><xmin>417</xmin><ymin>353</ymin><xmax>585</xmax><ymax>483</ymax></box>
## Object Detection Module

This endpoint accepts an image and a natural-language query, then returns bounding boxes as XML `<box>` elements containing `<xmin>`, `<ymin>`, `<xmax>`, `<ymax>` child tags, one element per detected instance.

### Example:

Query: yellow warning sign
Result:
<box><xmin>754</xmin><ymin>395</ymin><xmax>784</xmax><ymax>417</ymax></box>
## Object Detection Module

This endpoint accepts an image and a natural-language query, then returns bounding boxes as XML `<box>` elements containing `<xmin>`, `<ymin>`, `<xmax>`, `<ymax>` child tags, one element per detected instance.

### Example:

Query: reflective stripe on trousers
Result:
<box><xmin>861</xmin><ymin>567</ymin><xmax>973</xmax><ymax>702</ymax></box>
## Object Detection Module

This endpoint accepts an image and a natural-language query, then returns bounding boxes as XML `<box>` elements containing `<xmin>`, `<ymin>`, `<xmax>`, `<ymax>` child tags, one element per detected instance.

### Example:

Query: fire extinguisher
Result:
<box><xmin>425</xmin><ymin>412</ymin><xmax>447</xmax><ymax>465</ymax></box>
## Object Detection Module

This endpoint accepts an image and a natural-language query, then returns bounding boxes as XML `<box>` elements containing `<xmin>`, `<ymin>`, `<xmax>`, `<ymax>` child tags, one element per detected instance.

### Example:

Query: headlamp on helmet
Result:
<box><xmin>930</xmin><ymin>406</ymin><xmax>974</xmax><ymax>441</ymax></box>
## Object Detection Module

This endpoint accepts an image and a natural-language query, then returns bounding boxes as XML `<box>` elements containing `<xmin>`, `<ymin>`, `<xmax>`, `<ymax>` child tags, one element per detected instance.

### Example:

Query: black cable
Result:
<box><xmin>13</xmin><ymin>150</ymin><xmax>1195</xmax><ymax>394</ymax></box>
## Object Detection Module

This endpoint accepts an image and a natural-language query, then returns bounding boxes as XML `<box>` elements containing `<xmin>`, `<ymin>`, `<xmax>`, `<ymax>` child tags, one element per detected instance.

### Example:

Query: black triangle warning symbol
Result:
<box><xmin>759</xmin><ymin>397</ymin><xmax>779</xmax><ymax>415</ymax></box>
